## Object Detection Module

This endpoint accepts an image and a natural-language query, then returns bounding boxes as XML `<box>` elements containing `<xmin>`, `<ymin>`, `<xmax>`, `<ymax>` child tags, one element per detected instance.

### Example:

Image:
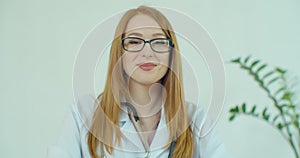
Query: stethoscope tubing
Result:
<box><xmin>122</xmin><ymin>102</ymin><xmax>176</xmax><ymax>158</ymax></box>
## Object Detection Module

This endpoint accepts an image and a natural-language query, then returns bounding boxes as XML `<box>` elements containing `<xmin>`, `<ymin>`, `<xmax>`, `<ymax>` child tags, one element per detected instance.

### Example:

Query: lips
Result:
<box><xmin>138</xmin><ymin>62</ymin><xmax>157</xmax><ymax>71</ymax></box>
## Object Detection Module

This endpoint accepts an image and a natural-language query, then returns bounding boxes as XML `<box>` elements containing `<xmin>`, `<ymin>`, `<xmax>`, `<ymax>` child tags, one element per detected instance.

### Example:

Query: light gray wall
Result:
<box><xmin>1</xmin><ymin>0</ymin><xmax>299</xmax><ymax>158</ymax></box>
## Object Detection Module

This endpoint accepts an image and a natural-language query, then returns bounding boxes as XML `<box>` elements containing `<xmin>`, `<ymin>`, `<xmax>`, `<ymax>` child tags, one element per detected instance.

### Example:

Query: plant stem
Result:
<box><xmin>242</xmin><ymin>63</ymin><xmax>300</xmax><ymax>157</ymax></box>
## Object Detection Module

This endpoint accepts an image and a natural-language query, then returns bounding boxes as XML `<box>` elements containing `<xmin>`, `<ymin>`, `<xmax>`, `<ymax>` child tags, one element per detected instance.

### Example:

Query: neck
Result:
<box><xmin>128</xmin><ymin>79</ymin><xmax>165</xmax><ymax>118</ymax></box>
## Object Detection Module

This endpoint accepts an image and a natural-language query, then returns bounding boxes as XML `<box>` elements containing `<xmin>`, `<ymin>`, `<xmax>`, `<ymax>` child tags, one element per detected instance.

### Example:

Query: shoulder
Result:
<box><xmin>185</xmin><ymin>102</ymin><xmax>232</xmax><ymax>158</ymax></box>
<box><xmin>47</xmin><ymin>95</ymin><xmax>101</xmax><ymax>158</ymax></box>
<box><xmin>69</xmin><ymin>94</ymin><xmax>101</xmax><ymax>132</ymax></box>
<box><xmin>185</xmin><ymin>101</ymin><xmax>206</xmax><ymax>132</ymax></box>
<box><xmin>75</xmin><ymin>94</ymin><xmax>99</xmax><ymax>117</ymax></box>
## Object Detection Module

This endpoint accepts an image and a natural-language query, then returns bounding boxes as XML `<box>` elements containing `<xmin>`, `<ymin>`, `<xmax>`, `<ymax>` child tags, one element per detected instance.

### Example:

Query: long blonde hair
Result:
<box><xmin>87</xmin><ymin>6</ymin><xmax>194</xmax><ymax>158</ymax></box>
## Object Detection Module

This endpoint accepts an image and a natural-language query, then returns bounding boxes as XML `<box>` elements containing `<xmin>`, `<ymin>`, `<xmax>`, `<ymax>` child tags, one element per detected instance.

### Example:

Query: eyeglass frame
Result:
<box><xmin>121</xmin><ymin>37</ymin><xmax>174</xmax><ymax>53</ymax></box>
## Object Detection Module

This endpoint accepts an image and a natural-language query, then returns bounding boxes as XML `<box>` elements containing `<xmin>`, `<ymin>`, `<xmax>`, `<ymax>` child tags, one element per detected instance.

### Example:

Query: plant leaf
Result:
<box><xmin>274</xmin><ymin>87</ymin><xmax>286</xmax><ymax>96</ymax></box>
<box><xmin>288</xmin><ymin>104</ymin><xmax>296</xmax><ymax>109</ymax></box>
<box><xmin>256</xmin><ymin>64</ymin><xmax>267</xmax><ymax>74</ymax></box>
<box><xmin>231</xmin><ymin>58</ymin><xmax>241</xmax><ymax>63</ymax></box>
<box><xmin>276</xmin><ymin>67</ymin><xmax>287</xmax><ymax>74</ymax></box>
<box><xmin>250</xmin><ymin>105</ymin><xmax>257</xmax><ymax>114</ymax></box>
<box><xmin>229</xmin><ymin>115</ymin><xmax>236</xmax><ymax>121</ymax></box>
<box><xmin>280</xmin><ymin>104</ymin><xmax>288</xmax><ymax>109</ymax></box>
<box><xmin>262</xmin><ymin>107</ymin><xmax>270</xmax><ymax>121</ymax></box>
<box><xmin>264</xmin><ymin>114</ymin><xmax>270</xmax><ymax>121</ymax></box>
<box><xmin>230</xmin><ymin>106</ymin><xmax>239</xmax><ymax>113</ymax></box>
<box><xmin>293</xmin><ymin>120</ymin><xmax>299</xmax><ymax>128</ymax></box>
<box><xmin>262</xmin><ymin>107</ymin><xmax>267</xmax><ymax>116</ymax></box>
<box><xmin>272</xmin><ymin>115</ymin><xmax>280</xmax><ymax>123</ymax></box>
<box><xmin>242</xmin><ymin>103</ymin><xmax>246</xmax><ymax>113</ymax></box>
<box><xmin>250</xmin><ymin>60</ymin><xmax>260</xmax><ymax>69</ymax></box>
<box><xmin>262</xmin><ymin>71</ymin><xmax>275</xmax><ymax>80</ymax></box>
<box><xmin>285</xmin><ymin>122</ymin><xmax>293</xmax><ymax>127</ymax></box>
<box><xmin>277</xmin><ymin>123</ymin><xmax>283</xmax><ymax>130</ymax></box>
<box><xmin>282</xmin><ymin>92</ymin><xmax>292</xmax><ymax>101</ymax></box>
<box><xmin>241</xmin><ymin>65</ymin><xmax>250</xmax><ymax>70</ymax></box>
<box><xmin>267</xmin><ymin>77</ymin><xmax>280</xmax><ymax>86</ymax></box>
<box><xmin>244</xmin><ymin>55</ymin><xmax>251</xmax><ymax>64</ymax></box>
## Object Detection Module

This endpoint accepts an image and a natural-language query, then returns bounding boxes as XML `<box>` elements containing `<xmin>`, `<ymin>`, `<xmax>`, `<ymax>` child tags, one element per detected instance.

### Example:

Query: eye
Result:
<box><xmin>127</xmin><ymin>39</ymin><xmax>143</xmax><ymax>45</ymax></box>
<box><xmin>153</xmin><ymin>40</ymin><xmax>168</xmax><ymax>45</ymax></box>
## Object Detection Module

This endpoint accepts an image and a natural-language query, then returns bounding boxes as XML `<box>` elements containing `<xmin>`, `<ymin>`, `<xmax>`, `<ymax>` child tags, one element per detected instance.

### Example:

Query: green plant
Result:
<box><xmin>229</xmin><ymin>56</ymin><xmax>300</xmax><ymax>158</ymax></box>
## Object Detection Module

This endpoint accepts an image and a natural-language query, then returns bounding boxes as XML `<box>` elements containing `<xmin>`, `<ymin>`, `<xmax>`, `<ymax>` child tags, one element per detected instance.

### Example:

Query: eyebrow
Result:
<box><xmin>126</xmin><ymin>32</ymin><xmax>166</xmax><ymax>37</ymax></box>
<box><xmin>152</xmin><ymin>33</ymin><xmax>166</xmax><ymax>37</ymax></box>
<box><xmin>127</xmin><ymin>32</ymin><xmax>143</xmax><ymax>37</ymax></box>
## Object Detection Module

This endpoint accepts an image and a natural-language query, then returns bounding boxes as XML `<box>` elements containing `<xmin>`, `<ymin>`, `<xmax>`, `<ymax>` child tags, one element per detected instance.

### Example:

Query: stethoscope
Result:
<box><xmin>121</xmin><ymin>102</ymin><xmax>176</xmax><ymax>158</ymax></box>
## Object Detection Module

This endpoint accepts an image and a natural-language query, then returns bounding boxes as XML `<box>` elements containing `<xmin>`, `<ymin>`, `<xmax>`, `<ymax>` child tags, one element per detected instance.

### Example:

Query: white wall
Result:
<box><xmin>1</xmin><ymin>0</ymin><xmax>299</xmax><ymax>158</ymax></box>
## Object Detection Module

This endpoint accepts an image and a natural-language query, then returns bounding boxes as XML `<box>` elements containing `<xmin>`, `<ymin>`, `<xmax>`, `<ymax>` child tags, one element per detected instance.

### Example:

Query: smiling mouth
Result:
<box><xmin>138</xmin><ymin>63</ymin><xmax>157</xmax><ymax>71</ymax></box>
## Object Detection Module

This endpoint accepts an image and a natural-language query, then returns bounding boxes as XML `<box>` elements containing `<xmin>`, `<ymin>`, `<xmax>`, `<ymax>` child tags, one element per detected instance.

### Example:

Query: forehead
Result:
<box><xmin>124</xmin><ymin>14</ymin><xmax>165</xmax><ymax>37</ymax></box>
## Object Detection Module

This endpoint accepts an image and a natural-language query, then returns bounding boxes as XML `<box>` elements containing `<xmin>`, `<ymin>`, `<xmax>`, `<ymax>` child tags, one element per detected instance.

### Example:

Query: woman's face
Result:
<box><xmin>122</xmin><ymin>14</ymin><xmax>171</xmax><ymax>85</ymax></box>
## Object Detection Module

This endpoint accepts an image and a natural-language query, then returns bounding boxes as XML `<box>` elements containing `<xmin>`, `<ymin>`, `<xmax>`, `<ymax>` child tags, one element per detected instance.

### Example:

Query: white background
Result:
<box><xmin>1</xmin><ymin>0</ymin><xmax>300</xmax><ymax>158</ymax></box>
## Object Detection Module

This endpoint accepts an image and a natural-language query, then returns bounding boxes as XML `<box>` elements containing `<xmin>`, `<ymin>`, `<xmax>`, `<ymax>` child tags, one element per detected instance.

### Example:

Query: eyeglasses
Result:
<box><xmin>121</xmin><ymin>37</ymin><xmax>174</xmax><ymax>53</ymax></box>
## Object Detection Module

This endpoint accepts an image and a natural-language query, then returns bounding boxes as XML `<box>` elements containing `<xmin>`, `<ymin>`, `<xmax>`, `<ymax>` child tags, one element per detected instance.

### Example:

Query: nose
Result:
<box><xmin>140</xmin><ymin>42</ymin><xmax>154</xmax><ymax>57</ymax></box>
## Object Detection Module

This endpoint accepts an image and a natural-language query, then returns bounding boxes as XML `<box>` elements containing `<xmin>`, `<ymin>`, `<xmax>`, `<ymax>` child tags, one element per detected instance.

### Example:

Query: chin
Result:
<box><xmin>132</xmin><ymin>77</ymin><xmax>161</xmax><ymax>86</ymax></box>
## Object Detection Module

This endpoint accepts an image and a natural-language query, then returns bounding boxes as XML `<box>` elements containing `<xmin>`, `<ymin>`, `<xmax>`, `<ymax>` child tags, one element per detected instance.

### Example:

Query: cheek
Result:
<box><xmin>158</xmin><ymin>53</ymin><xmax>170</xmax><ymax>68</ymax></box>
<box><xmin>157</xmin><ymin>54</ymin><xmax>171</xmax><ymax>78</ymax></box>
<box><xmin>122</xmin><ymin>54</ymin><xmax>135</xmax><ymax>75</ymax></box>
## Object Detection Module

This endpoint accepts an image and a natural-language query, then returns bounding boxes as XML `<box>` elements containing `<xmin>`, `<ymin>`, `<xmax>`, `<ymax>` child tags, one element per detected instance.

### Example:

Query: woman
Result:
<box><xmin>48</xmin><ymin>6</ymin><xmax>230</xmax><ymax>158</ymax></box>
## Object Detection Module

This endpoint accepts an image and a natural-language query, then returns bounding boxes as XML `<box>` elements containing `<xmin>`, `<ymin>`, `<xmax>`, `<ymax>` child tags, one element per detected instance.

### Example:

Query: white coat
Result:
<box><xmin>47</xmin><ymin>95</ymin><xmax>231</xmax><ymax>158</ymax></box>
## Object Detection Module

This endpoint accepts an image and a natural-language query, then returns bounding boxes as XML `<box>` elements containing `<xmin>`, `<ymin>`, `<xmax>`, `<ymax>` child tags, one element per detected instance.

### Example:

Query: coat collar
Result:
<box><xmin>117</xmin><ymin>98</ymin><xmax>170</xmax><ymax>151</ymax></box>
